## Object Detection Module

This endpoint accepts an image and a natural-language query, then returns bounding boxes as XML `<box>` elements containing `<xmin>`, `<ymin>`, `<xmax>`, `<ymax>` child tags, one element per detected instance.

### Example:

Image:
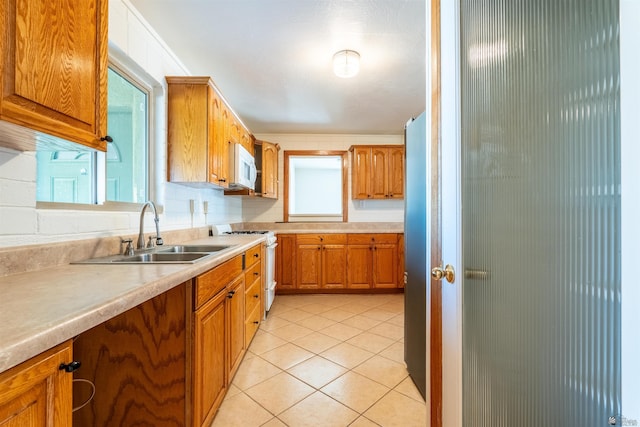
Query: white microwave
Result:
<box><xmin>229</xmin><ymin>143</ymin><xmax>257</xmax><ymax>190</ymax></box>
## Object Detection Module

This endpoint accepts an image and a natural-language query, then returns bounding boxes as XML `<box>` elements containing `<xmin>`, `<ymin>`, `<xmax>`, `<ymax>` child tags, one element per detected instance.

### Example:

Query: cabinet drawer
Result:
<box><xmin>245</xmin><ymin>276</ymin><xmax>261</xmax><ymax>317</ymax></box>
<box><xmin>194</xmin><ymin>255</ymin><xmax>243</xmax><ymax>309</ymax></box>
<box><xmin>348</xmin><ymin>233</ymin><xmax>397</xmax><ymax>245</ymax></box>
<box><xmin>244</xmin><ymin>304</ymin><xmax>261</xmax><ymax>347</ymax></box>
<box><xmin>245</xmin><ymin>261</ymin><xmax>261</xmax><ymax>285</ymax></box>
<box><xmin>296</xmin><ymin>234</ymin><xmax>347</xmax><ymax>245</ymax></box>
<box><xmin>245</xmin><ymin>244</ymin><xmax>261</xmax><ymax>267</ymax></box>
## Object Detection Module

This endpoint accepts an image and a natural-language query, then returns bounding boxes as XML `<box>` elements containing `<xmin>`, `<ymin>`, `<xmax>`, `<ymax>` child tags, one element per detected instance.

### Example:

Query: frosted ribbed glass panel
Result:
<box><xmin>460</xmin><ymin>1</ymin><xmax>621</xmax><ymax>426</ymax></box>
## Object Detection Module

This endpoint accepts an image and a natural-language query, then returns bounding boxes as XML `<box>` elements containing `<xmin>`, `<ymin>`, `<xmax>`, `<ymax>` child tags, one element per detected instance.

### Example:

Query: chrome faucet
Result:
<box><xmin>137</xmin><ymin>201</ymin><xmax>163</xmax><ymax>249</ymax></box>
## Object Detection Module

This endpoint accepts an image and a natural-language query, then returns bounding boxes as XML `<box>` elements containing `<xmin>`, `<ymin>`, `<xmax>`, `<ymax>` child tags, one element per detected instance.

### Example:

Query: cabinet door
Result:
<box><xmin>371</xmin><ymin>147</ymin><xmax>389</xmax><ymax>199</ymax></box>
<box><xmin>194</xmin><ymin>289</ymin><xmax>227</xmax><ymax>427</ymax></box>
<box><xmin>388</xmin><ymin>146</ymin><xmax>405</xmax><ymax>199</ymax></box>
<box><xmin>167</xmin><ymin>77</ymin><xmax>215</xmax><ymax>184</ymax></box>
<box><xmin>322</xmin><ymin>244</ymin><xmax>347</xmax><ymax>289</ymax></box>
<box><xmin>373</xmin><ymin>243</ymin><xmax>399</xmax><ymax>288</ymax></box>
<box><xmin>352</xmin><ymin>147</ymin><xmax>371</xmax><ymax>199</ymax></box>
<box><xmin>347</xmin><ymin>244</ymin><xmax>372</xmax><ymax>289</ymax></box>
<box><xmin>227</xmin><ymin>275</ymin><xmax>245</xmax><ymax>381</ymax></box>
<box><xmin>216</xmin><ymin>100</ymin><xmax>231</xmax><ymax>187</ymax></box>
<box><xmin>209</xmin><ymin>91</ymin><xmax>222</xmax><ymax>184</ymax></box>
<box><xmin>296</xmin><ymin>243</ymin><xmax>322</xmax><ymax>289</ymax></box>
<box><xmin>0</xmin><ymin>341</ymin><xmax>73</xmax><ymax>427</ymax></box>
<box><xmin>276</xmin><ymin>234</ymin><xmax>296</xmax><ymax>290</ymax></box>
<box><xmin>0</xmin><ymin>0</ymin><xmax>108</xmax><ymax>151</ymax></box>
<box><xmin>262</xmin><ymin>141</ymin><xmax>279</xmax><ymax>199</ymax></box>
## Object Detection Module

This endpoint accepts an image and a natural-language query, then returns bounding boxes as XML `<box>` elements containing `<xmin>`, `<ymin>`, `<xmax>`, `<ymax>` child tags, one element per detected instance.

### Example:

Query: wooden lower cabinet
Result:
<box><xmin>277</xmin><ymin>233</ymin><xmax>403</xmax><ymax>292</ymax></box>
<box><xmin>73</xmin><ymin>285</ymin><xmax>188</xmax><ymax>427</ymax></box>
<box><xmin>70</xmin><ymin>246</ymin><xmax>262</xmax><ymax>427</ymax></box>
<box><xmin>275</xmin><ymin>234</ymin><xmax>297</xmax><ymax>291</ymax></box>
<box><xmin>244</xmin><ymin>244</ymin><xmax>263</xmax><ymax>347</ymax></box>
<box><xmin>0</xmin><ymin>341</ymin><xmax>73</xmax><ymax>427</ymax></box>
<box><xmin>296</xmin><ymin>234</ymin><xmax>347</xmax><ymax>289</ymax></box>
<box><xmin>194</xmin><ymin>287</ymin><xmax>227</xmax><ymax>427</ymax></box>
<box><xmin>226</xmin><ymin>275</ymin><xmax>245</xmax><ymax>381</ymax></box>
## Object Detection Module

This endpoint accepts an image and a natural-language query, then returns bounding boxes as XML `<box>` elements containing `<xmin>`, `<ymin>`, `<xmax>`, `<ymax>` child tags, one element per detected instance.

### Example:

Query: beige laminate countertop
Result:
<box><xmin>0</xmin><ymin>234</ymin><xmax>265</xmax><ymax>373</ymax></box>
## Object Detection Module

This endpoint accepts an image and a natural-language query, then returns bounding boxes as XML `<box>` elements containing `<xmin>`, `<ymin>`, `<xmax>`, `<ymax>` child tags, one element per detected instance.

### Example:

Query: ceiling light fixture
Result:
<box><xmin>333</xmin><ymin>50</ymin><xmax>360</xmax><ymax>78</ymax></box>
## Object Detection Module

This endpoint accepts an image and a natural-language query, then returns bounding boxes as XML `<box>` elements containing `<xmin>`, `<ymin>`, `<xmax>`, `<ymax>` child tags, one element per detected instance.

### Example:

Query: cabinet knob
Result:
<box><xmin>219</xmin><ymin>178</ymin><xmax>227</xmax><ymax>183</ymax></box>
<box><xmin>59</xmin><ymin>361</ymin><xmax>81</xmax><ymax>372</ymax></box>
<box><xmin>254</xmin><ymin>253</ymin><xmax>259</xmax><ymax>258</ymax></box>
<box><xmin>100</xmin><ymin>135</ymin><xmax>113</xmax><ymax>142</ymax></box>
<box><xmin>253</xmin><ymin>321</ymin><xmax>259</xmax><ymax>325</ymax></box>
<box><xmin>254</xmin><ymin>271</ymin><xmax>259</xmax><ymax>276</ymax></box>
<box><xmin>227</xmin><ymin>290</ymin><xmax>236</xmax><ymax>298</ymax></box>
<box><xmin>254</xmin><ymin>294</ymin><xmax>259</xmax><ymax>299</ymax></box>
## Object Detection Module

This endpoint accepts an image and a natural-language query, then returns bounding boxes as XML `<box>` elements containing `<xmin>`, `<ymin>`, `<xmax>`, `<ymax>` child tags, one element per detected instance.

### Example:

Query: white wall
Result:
<box><xmin>243</xmin><ymin>134</ymin><xmax>405</xmax><ymax>223</ymax></box>
<box><xmin>0</xmin><ymin>0</ymin><xmax>242</xmax><ymax>248</ymax></box>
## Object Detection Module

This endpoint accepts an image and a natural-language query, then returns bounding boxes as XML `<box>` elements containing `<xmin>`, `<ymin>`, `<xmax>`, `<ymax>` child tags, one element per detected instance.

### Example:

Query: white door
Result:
<box><xmin>439</xmin><ymin>0</ymin><xmax>625</xmax><ymax>425</ymax></box>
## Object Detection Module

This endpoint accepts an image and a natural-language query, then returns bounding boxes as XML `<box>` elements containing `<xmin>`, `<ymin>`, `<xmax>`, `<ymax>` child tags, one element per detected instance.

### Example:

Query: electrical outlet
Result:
<box><xmin>189</xmin><ymin>199</ymin><xmax>195</xmax><ymax>214</ymax></box>
<box><xmin>203</xmin><ymin>201</ymin><xmax>208</xmax><ymax>215</ymax></box>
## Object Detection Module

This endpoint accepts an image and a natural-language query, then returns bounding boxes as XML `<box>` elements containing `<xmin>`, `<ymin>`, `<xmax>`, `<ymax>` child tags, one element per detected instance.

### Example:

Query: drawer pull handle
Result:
<box><xmin>59</xmin><ymin>361</ymin><xmax>81</xmax><ymax>373</ymax></box>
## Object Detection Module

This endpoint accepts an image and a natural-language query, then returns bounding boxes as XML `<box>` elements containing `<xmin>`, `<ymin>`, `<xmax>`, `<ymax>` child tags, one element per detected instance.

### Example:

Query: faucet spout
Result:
<box><xmin>138</xmin><ymin>201</ymin><xmax>163</xmax><ymax>249</ymax></box>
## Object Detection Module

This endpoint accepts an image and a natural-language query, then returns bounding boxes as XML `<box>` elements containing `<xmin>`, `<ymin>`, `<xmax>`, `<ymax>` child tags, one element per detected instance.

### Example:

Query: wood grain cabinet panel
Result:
<box><xmin>347</xmin><ymin>243</ymin><xmax>373</xmax><ymax>289</ymax></box>
<box><xmin>260</xmin><ymin>140</ymin><xmax>279</xmax><ymax>199</ymax></box>
<box><xmin>226</xmin><ymin>275</ymin><xmax>245</xmax><ymax>382</ymax></box>
<box><xmin>0</xmin><ymin>341</ymin><xmax>73</xmax><ymax>427</ymax></box>
<box><xmin>167</xmin><ymin>76</ymin><xmax>231</xmax><ymax>188</ymax></box>
<box><xmin>0</xmin><ymin>0</ymin><xmax>108</xmax><ymax>151</ymax></box>
<box><xmin>72</xmin><ymin>285</ymin><xmax>188</xmax><ymax>427</ymax></box>
<box><xmin>350</xmin><ymin>145</ymin><xmax>405</xmax><ymax>200</ymax></box>
<box><xmin>276</xmin><ymin>234</ymin><xmax>297</xmax><ymax>291</ymax></box>
<box><xmin>296</xmin><ymin>234</ymin><xmax>347</xmax><ymax>289</ymax></box>
<box><xmin>194</xmin><ymin>288</ymin><xmax>227</xmax><ymax>427</ymax></box>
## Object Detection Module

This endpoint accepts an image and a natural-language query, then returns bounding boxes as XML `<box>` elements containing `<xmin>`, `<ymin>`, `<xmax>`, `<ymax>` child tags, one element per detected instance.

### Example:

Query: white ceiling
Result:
<box><xmin>129</xmin><ymin>0</ymin><xmax>426</xmax><ymax>135</ymax></box>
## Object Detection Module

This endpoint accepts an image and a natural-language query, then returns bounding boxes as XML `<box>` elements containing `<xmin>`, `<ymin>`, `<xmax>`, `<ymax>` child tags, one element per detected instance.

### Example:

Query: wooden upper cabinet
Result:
<box><xmin>240</xmin><ymin>126</ymin><xmax>254</xmax><ymax>155</ymax></box>
<box><xmin>371</xmin><ymin>147</ymin><xmax>389</xmax><ymax>199</ymax></box>
<box><xmin>0</xmin><ymin>341</ymin><xmax>73</xmax><ymax>427</ymax></box>
<box><xmin>388</xmin><ymin>146</ymin><xmax>405</xmax><ymax>199</ymax></box>
<box><xmin>350</xmin><ymin>145</ymin><xmax>405</xmax><ymax>200</ymax></box>
<box><xmin>352</xmin><ymin>147</ymin><xmax>372</xmax><ymax>199</ymax></box>
<box><xmin>260</xmin><ymin>140</ymin><xmax>279</xmax><ymax>199</ymax></box>
<box><xmin>166</xmin><ymin>76</ymin><xmax>229</xmax><ymax>188</ymax></box>
<box><xmin>0</xmin><ymin>0</ymin><xmax>109</xmax><ymax>151</ymax></box>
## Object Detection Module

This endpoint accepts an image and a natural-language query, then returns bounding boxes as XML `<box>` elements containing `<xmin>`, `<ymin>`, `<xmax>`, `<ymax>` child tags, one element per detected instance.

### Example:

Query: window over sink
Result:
<box><xmin>36</xmin><ymin>63</ymin><xmax>150</xmax><ymax>206</ymax></box>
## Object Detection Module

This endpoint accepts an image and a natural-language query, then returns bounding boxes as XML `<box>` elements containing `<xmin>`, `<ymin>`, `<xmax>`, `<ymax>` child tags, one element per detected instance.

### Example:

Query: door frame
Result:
<box><xmin>437</xmin><ymin>0</ymin><xmax>462</xmax><ymax>426</ymax></box>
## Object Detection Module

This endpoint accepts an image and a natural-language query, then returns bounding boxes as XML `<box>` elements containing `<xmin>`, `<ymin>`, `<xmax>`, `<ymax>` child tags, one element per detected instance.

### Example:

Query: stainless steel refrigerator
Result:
<box><xmin>403</xmin><ymin>111</ymin><xmax>427</xmax><ymax>399</ymax></box>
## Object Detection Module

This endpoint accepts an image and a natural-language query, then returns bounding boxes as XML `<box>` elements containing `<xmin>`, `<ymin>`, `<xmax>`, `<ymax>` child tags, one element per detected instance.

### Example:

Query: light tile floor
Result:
<box><xmin>212</xmin><ymin>293</ymin><xmax>426</xmax><ymax>427</ymax></box>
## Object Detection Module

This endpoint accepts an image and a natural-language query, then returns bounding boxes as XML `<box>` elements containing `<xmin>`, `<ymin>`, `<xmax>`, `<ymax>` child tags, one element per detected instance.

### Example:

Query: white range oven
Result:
<box><xmin>220</xmin><ymin>229</ymin><xmax>277</xmax><ymax>318</ymax></box>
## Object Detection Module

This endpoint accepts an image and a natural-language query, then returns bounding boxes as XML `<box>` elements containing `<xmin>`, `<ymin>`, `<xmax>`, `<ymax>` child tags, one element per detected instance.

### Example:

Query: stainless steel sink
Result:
<box><xmin>111</xmin><ymin>252</ymin><xmax>210</xmax><ymax>263</ymax></box>
<box><xmin>73</xmin><ymin>243</ymin><xmax>234</xmax><ymax>264</ymax></box>
<box><xmin>159</xmin><ymin>245</ymin><xmax>230</xmax><ymax>253</ymax></box>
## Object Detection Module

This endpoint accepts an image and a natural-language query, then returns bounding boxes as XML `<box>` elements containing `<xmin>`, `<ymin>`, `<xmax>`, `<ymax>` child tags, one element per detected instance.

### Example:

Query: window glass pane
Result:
<box><xmin>106</xmin><ymin>68</ymin><xmax>148</xmax><ymax>203</ymax></box>
<box><xmin>35</xmin><ymin>65</ymin><xmax>149</xmax><ymax>205</ymax></box>
<box><xmin>289</xmin><ymin>156</ymin><xmax>342</xmax><ymax>215</ymax></box>
<box><xmin>35</xmin><ymin>150</ymin><xmax>94</xmax><ymax>203</ymax></box>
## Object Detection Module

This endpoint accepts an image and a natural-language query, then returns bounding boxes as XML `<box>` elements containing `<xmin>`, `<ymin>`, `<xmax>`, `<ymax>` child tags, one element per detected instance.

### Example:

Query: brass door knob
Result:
<box><xmin>431</xmin><ymin>264</ymin><xmax>455</xmax><ymax>283</ymax></box>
